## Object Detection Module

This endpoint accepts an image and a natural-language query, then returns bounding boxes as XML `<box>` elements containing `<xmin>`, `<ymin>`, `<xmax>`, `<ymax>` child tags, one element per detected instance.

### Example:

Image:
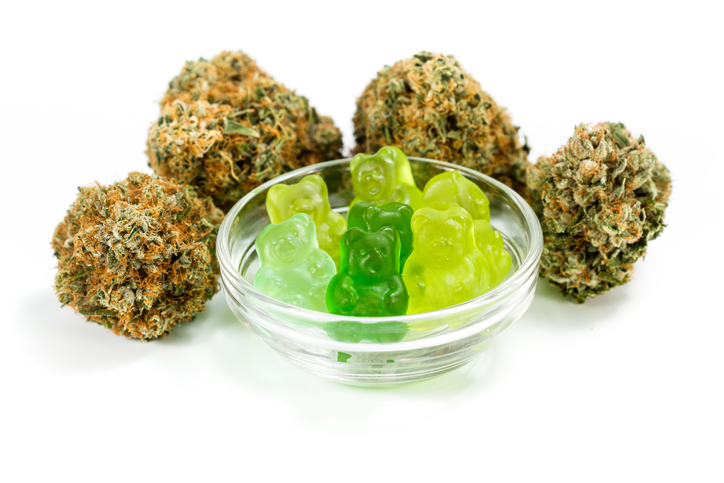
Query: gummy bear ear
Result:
<box><xmin>268</xmin><ymin>183</ymin><xmax>285</xmax><ymax>197</ymax></box>
<box><xmin>267</xmin><ymin>183</ymin><xmax>290</xmax><ymax>209</ymax></box>
<box><xmin>379</xmin><ymin>146</ymin><xmax>405</xmax><ymax>163</ymax></box>
<box><xmin>301</xmin><ymin>175</ymin><xmax>326</xmax><ymax>194</ymax></box>
<box><xmin>411</xmin><ymin>210</ymin><xmax>429</xmax><ymax>234</ymax></box>
<box><xmin>450</xmin><ymin>212</ymin><xmax>472</xmax><ymax>232</ymax></box>
<box><xmin>450</xmin><ymin>171</ymin><xmax>466</xmax><ymax>185</ymax></box>
<box><xmin>362</xmin><ymin>203</ymin><xmax>381</xmax><ymax>225</ymax></box>
<box><xmin>379</xmin><ymin>226</ymin><xmax>397</xmax><ymax>244</ymax></box>
<box><xmin>256</xmin><ymin>223</ymin><xmax>279</xmax><ymax>263</ymax></box>
<box><xmin>344</xmin><ymin>227</ymin><xmax>366</xmax><ymax>248</ymax></box>
<box><xmin>396</xmin><ymin>203</ymin><xmax>414</xmax><ymax>220</ymax></box>
<box><xmin>291</xmin><ymin>212</ymin><xmax>314</xmax><ymax>231</ymax></box>
<box><xmin>350</xmin><ymin>153</ymin><xmax>367</xmax><ymax>172</ymax></box>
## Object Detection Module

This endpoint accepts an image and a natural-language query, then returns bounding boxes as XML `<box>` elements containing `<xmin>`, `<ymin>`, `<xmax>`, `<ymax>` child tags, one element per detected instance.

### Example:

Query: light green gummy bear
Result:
<box><xmin>350</xmin><ymin>146</ymin><xmax>422</xmax><ymax>210</ymax></box>
<box><xmin>266</xmin><ymin>175</ymin><xmax>346</xmax><ymax>267</ymax></box>
<box><xmin>254</xmin><ymin>213</ymin><xmax>336</xmax><ymax>312</ymax></box>
<box><xmin>402</xmin><ymin>206</ymin><xmax>491</xmax><ymax>315</ymax></box>
<box><xmin>421</xmin><ymin>171</ymin><xmax>511</xmax><ymax>286</ymax></box>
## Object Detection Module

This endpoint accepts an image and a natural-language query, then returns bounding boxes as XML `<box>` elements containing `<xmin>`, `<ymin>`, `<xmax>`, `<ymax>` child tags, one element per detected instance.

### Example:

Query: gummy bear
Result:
<box><xmin>347</xmin><ymin>202</ymin><xmax>414</xmax><ymax>272</ymax></box>
<box><xmin>323</xmin><ymin>321</ymin><xmax>408</xmax><ymax>344</ymax></box>
<box><xmin>266</xmin><ymin>175</ymin><xmax>346</xmax><ymax>267</ymax></box>
<box><xmin>326</xmin><ymin>227</ymin><xmax>408</xmax><ymax>317</ymax></box>
<box><xmin>254</xmin><ymin>213</ymin><xmax>336</xmax><ymax>312</ymax></box>
<box><xmin>402</xmin><ymin>206</ymin><xmax>491</xmax><ymax>314</ymax></box>
<box><xmin>421</xmin><ymin>171</ymin><xmax>511</xmax><ymax>285</ymax></box>
<box><xmin>350</xmin><ymin>146</ymin><xmax>422</xmax><ymax>210</ymax></box>
<box><xmin>421</xmin><ymin>171</ymin><xmax>491</xmax><ymax>222</ymax></box>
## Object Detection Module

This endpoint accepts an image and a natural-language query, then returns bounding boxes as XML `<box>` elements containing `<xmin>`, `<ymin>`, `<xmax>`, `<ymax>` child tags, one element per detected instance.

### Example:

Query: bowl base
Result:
<box><xmin>266</xmin><ymin>333</ymin><xmax>498</xmax><ymax>387</ymax></box>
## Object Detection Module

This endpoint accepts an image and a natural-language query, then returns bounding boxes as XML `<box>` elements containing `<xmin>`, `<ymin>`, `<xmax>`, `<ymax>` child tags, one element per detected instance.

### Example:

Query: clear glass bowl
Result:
<box><xmin>217</xmin><ymin>158</ymin><xmax>542</xmax><ymax>387</ymax></box>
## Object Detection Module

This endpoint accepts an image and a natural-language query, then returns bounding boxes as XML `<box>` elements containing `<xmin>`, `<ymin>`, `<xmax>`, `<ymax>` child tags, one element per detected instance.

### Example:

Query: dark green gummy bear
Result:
<box><xmin>363</xmin><ymin>322</ymin><xmax>408</xmax><ymax>343</ymax></box>
<box><xmin>326</xmin><ymin>227</ymin><xmax>409</xmax><ymax>317</ymax></box>
<box><xmin>324</xmin><ymin>321</ymin><xmax>408</xmax><ymax>343</ymax></box>
<box><xmin>347</xmin><ymin>202</ymin><xmax>414</xmax><ymax>272</ymax></box>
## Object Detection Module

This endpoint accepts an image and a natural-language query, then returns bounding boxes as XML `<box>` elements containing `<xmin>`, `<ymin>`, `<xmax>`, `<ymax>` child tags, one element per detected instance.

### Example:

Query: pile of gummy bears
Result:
<box><xmin>253</xmin><ymin>146</ymin><xmax>512</xmax><ymax>318</ymax></box>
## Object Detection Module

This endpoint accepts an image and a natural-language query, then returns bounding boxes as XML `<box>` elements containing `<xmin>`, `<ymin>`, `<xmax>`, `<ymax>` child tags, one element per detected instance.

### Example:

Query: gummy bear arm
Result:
<box><xmin>327</xmin><ymin>274</ymin><xmax>359</xmax><ymax>310</ymax></box>
<box><xmin>254</xmin><ymin>269</ymin><xmax>284</xmax><ymax>297</ymax></box>
<box><xmin>317</xmin><ymin>213</ymin><xmax>347</xmax><ymax>241</ymax></box>
<box><xmin>309</xmin><ymin>250</ymin><xmax>337</xmax><ymax>278</ymax></box>
<box><xmin>402</xmin><ymin>260</ymin><xmax>426</xmax><ymax>298</ymax></box>
<box><xmin>327</xmin><ymin>211</ymin><xmax>347</xmax><ymax>236</ymax></box>
<box><xmin>385</xmin><ymin>277</ymin><xmax>408</xmax><ymax>309</ymax></box>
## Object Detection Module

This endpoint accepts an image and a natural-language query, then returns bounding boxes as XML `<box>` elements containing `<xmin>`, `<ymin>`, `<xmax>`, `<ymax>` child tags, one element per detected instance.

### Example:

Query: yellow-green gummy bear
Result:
<box><xmin>474</xmin><ymin>219</ymin><xmax>512</xmax><ymax>288</ymax></box>
<box><xmin>402</xmin><ymin>206</ymin><xmax>492</xmax><ymax>314</ymax></box>
<box><xmin>350</xmin><ymin>146</ymin><xmax>422</xmax><ymax>210</ymax></box>
<box><xmin>421</xmin><ymin>171</ymin><xmax>511</xmax><ymax>286</ymax></box>
<box><xmin>421</xmin><ymin>171</ymin><xmax>491</xmax><ymax>221</ymax></box>
<box><xmin>266</xmin><ymin>175</ymin><xmax>346</xmax><ymax>267</ymax></box>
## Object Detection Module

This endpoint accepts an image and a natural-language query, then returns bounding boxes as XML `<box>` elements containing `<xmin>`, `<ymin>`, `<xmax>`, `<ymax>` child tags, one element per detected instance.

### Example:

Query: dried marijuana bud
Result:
<box><xmin>353</xmin><ymin>52</ymin><xmax>529</xmax><ymax>190</ymax></box>
<box><xmin>148</xmin><ymin>51</ymin><xmax>343</xmax><ymax>211</ymax></box>
<box><xmin>526</xmin><ymin>122</ymin><xmax>672</xmax><ymax>303</ymax></box>
<box><xmin>52</xmin><ymin>172</ymin><xmax>224</xmax><ymax>340</ymax></box>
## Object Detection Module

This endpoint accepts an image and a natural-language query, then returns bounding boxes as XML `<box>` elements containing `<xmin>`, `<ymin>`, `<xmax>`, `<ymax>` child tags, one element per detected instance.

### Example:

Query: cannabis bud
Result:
<box><xmin>353</xmin><ymin>52</ymin><xmax>529</xmax><ymax>190</ymax></box>
<box><xmin>147</xmin><ymin>51</ymin><xmax>343</xmax><ymax>211</ymax></box>
<box><xmin>526</xmin><ymin>122</ymin><xmax>672</xmax><ymax>302</ymax></box>
<box><xmin>52</xmin><ymin>172</ymin><xmax>224</xmax><ymax>340</ymax></box>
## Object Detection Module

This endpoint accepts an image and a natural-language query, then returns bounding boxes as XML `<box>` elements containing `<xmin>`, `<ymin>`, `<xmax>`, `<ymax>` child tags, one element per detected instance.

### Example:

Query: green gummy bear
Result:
<box><xmin>266</xmin><ymin>175</ymin><xmax>346</xmax><ymax>267</ymax></box>
<box><xmin>350</xmin><ymin>146</ymin><xmax>422</xmax><ymax>210</ymax></box>
<box><xmin>402</xmin><ymin>206</ymin><xmax>492</xmax><ymax>314</ymax></box>
<box><xmin>347</xmin><ymin>202</ymin><xmax>414</xmax><ymax>272</ymax></box>
<box><xmin>421</xmin><ymin>171</ymin><xmax>511</xmax><ymax>287</ymax></box>
<box><xmin>323</xmin><ymin>321</ymin><xmax>408</xmax><ymax>343</ymax></box>
<box><xmin>326</xmin><ymin>227</ymin><xmax>409</xmax><ymax>317</ymax></box>
<box><xmin>254</xmin><ymin>213</ymin><xmax>336</xmax><ymax>312</ymax></box>
<box><xmin>421</xmin><ymin>171</ymin><xmax>491</xmax><ymax>222</ymax></box>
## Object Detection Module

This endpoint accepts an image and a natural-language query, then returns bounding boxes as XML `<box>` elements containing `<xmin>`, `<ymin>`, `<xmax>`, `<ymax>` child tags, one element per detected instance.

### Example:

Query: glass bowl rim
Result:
<box><xmin>217</xmin><ymin>156</ymin><xmax>543</xmax><ymax>325</ymax></box>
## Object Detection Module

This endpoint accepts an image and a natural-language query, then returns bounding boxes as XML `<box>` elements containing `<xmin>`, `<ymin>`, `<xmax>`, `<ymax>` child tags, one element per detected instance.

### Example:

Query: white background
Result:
<box><xmin>2</xmin><ymin>1</ymin><xmax>723</xmax><ymax>481</ymax></box>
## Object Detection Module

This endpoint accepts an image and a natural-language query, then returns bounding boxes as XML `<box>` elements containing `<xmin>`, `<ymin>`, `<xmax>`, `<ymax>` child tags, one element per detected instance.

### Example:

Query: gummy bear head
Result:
<box><xmin>257</xmin><ymin>213</ymin><xmax>318</xmax><ymax>268</ymax></box>
<box><xmin>348</xmin><ymin>202</ymin><xmax>388</xmax><ymax>230</ymax></box>
<box><xmin>351</xmin><ymin>146</ymin><xmax>412</xmax><ymax>203</ymax></box>
<box><xmin>361</xmin><ymin>202</ymin><xmax>413</xmax><ymax>228</ymax></box>
<box><xmin>421</xmin><ymin>171</ymin><xmax>490</xmax><ymax>222</ymax></box>
<box><xmin>341</xmin><ymin>227</ymin><xmax>400</xmax><ymax>281</ymax></box>
<box><xmin>266</xmin><ymin>175</ymin><xmax>331</xmax><ymax>223</ymax></box>
<box><xmin>411</xmin><ymin>206</ymin><xmax>475</xmax><ymax>266</ymax></box>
